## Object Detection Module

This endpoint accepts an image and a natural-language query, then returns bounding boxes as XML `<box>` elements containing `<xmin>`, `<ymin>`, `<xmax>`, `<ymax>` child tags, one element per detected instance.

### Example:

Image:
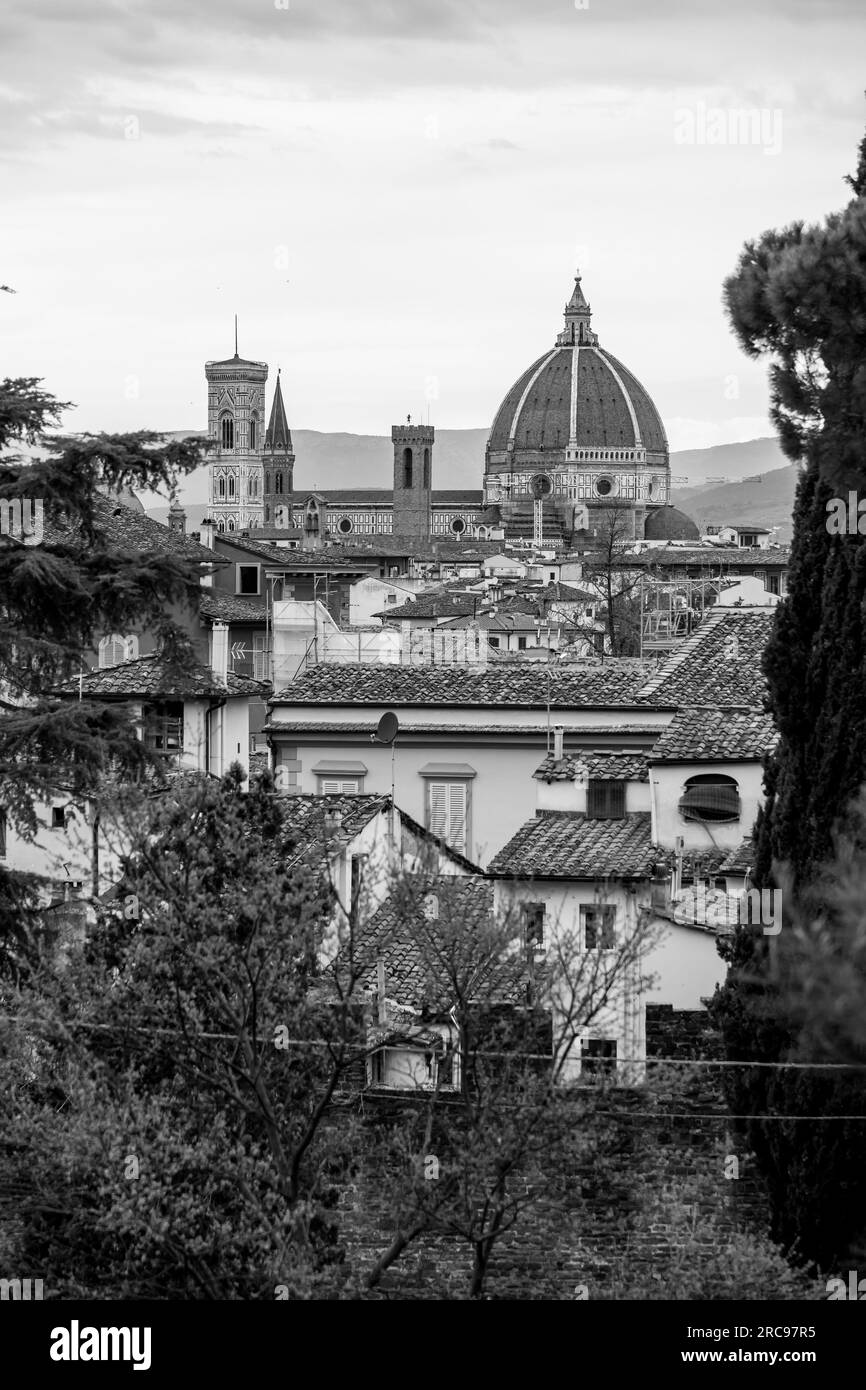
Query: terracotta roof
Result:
<box><xmin>374</xmin><ymin>590</ymin><xmax>479</xmax><ymax>621</ymax></box>
<box><xmin>42</xmin><ymin>495</ymin><xmax>226</xmax><ymax>564</ymax></box>
<box><xmin>199</xmin><ymin>592</ymin><xmax>267</xmax><ymax>623</ymax></box>
<box><xmin>535</xmin><ymin>581</ymin><xmax>597</xmax><ymax>604</ymax></box>
<box><xmin>488</xmin><ymin>812</ymin><xmax>656</xmax><ymax>880</ymax></box>
<box><xmin>617</xmin><ymin>545</ymin><xmax>791</xmax><ymax>569</ymax></box>
<box><xmin>279</xmin><ymin>793</ymin><xmax>392</xmax><ymax>867</ymax></box>
<box><xmin>263</xmin><ymin>720</ymin><xmax>662</xmax><ymax>738</ymax></box>
<box><xmin>648</xmin><ymin>708</ymin><xmax>777</xmax><ymax>762</ymax></box>
<box><xmin>279</xmin><ymin>795</ymin><xmax>480</xmax><ymax>875</ymax></box>
<box><xmin>487</xmin><ymin>346</ymin><xmax>667</xmax><ymax>459</ymax></box>
<box><xmin>535</xmin><ymin>750</ymin><xmax>649</xmax><ymax>782</ymax></box>
<box><xmin>315</xmin><ymin>488</ymin><xmax>484</xmax><ymax>505</ymax></box>
<box><xmin>214</xmin><ymin>536</ymin><xmax>371</xmax><ymax>570</ymax></box>
<box><xmin>331</xmin><ymin>877</ymin><xmax>524</xmax><ymax>1010</ymax></box>
<box><xmin>718</xmin><ymin>837</ymin><xmax>757</xmax><ymax>876</ymax></box>
<box><xmin>54</xmin><ymin>653</ymin><xmax>266</xmax><ymax>699</ymax></box>
<box><xmin>635</xmin><ymin>609</ymin><xmax>773</xmax><ymax>707</ymax></box>
<box><xmin>272</xmin><ymin>660</ymin><xmax>658</xmax><ymax>709</ymax></box>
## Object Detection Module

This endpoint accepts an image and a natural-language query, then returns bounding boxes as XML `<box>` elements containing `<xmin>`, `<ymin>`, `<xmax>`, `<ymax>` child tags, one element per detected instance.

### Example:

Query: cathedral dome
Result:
<box><xmin>484</xmin><ymin>274</ymin><xmax>669</xmax><ymax>506</ymax></box>
<box><xmin>643</xmin><ymin>505</ymin><xmax>701</xmax><ymax>542</ymax></box>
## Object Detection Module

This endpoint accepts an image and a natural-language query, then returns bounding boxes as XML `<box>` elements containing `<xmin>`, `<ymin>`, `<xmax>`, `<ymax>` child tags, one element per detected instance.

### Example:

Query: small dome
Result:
<box><xmin>643</xmin><ymin>506</ymin><xmax>700</xmax><ymax>542</ymax></box>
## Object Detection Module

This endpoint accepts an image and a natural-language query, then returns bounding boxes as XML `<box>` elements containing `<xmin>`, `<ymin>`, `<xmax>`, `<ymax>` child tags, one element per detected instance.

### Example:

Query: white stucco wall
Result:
<box><xmin>649</xmin><ymin>760</ymin><xmax>764</xmax><ymax>852</ymax></box>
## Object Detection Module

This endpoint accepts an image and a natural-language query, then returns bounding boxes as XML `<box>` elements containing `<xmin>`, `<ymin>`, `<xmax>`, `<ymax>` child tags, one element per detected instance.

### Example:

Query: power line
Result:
<box><xmin>4</xmin><ymin>1015</ymin><xmax>866</xmax><ymax>1071</ymax></box>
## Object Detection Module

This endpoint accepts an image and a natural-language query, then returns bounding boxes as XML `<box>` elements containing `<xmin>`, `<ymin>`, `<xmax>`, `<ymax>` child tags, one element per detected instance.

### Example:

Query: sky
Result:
<box><xmin>2</xmin><ymin>0</ymin><xmax>866</xmax><ymax>455</ymax></box>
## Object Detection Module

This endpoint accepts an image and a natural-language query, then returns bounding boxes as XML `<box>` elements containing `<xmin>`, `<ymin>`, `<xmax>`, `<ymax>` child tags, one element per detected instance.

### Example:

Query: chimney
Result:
<box><xmin>553</xmin><ymin>724</ymin><xmax>565</xmax><ymax>761</ymax></box>
<box><xmin>211</xmin><ymin>621</ymin><xmax>229</xmax><ymax>684</ymax></box>
<box><xmin>199</xmin><ymin>518</ymin><xmax>216</xmax><ymax>550</ymax></box>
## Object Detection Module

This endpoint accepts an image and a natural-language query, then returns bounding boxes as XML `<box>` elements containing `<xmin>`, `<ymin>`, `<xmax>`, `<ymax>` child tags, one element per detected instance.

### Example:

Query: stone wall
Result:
<box><xmin>332</xmin><ymin>1006</ymin><xmax>774</xmax><ymax>1299</ymax></box>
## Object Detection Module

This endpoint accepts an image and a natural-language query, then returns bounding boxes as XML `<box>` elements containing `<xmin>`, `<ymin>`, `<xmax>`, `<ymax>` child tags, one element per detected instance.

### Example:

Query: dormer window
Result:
<box><xmin>679</xmin><ymin>774</ymin><xmax>740</xmax><ymax>824</ymax></box>
<box><xmin>587</xmin><ymin>779</ymin><xmax>625</xmax><ymax>819</ymax></box>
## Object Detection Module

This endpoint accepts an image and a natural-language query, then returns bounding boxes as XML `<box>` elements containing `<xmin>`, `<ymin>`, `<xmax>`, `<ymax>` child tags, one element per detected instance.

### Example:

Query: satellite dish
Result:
<box><xmin>376</xmin><ymin>711</ymin><xmax>399</xmax><ymax>746</ymax></box>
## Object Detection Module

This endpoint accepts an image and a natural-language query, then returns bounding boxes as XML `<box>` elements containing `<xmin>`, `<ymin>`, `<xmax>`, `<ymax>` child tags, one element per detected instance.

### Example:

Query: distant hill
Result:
<box><xmin>673</xmin><ymin>464</ymin><xmax>798</xmax><ymax>544</ymax></box>
<box><xmin>668</xmin><ymin>437</ymin><xmax>788</xmax><ymax>490</ymax></box>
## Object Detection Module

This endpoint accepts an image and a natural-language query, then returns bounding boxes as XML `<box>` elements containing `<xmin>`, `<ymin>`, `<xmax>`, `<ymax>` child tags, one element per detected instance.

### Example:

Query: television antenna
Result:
<box><xmin>372</xmin><ymin>711</ymin><xmax>399</xmax><ymax>843</ymax></box>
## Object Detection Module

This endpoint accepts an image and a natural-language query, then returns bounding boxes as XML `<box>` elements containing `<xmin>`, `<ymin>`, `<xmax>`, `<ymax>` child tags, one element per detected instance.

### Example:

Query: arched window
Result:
<box><xmin>99</xmin><ymin>633</ymin><xmax>138</xmax><ymax>668</ymax></box>
<box><xmin>220</xmin><ymin>415</ymin><xmax>234</xmax><ymax>450</ymax></box>
<box><xmin>275</xmin><ymin>474</ymin><xmax>283</xmax><ymax>494</ymax></box>
<box><xmin>264</xmin><ymin>505</ymin><xmax>270</xmax><ymax>523</ymax></box>
<box><xmin>248</xmin><ymin>475</ymin><xmax>257</xmax><ymax>498</ymax></box>
<box><xmin>218</xmin><ymin>476</ymin><xmax>226</xmax><ymax>499</ymax></box>
<box><xmin>228</xmin><ymin>476</ymin><xmax>235</xmax><ymax>499</ymax></box>
<box><xmin>250</xmin><ymin>415</ymin><xmax>257</xmax><ymax>451</ymax></box>
<box><xmin>265</xmin><ymin>472</ymin><xmax>271</xmax><ymax>494</ymax></box>
<box><xmin>423</xmin><ymin>447</ymin><xmax>430</xmax><ymax>489</ymax></box>
<box><xmin>403</xmin><ymin>447</ymin><xmax>412</xmax><ymax>488</ymax></box>
<box><xmin>227</xmin><ymin>518</ymin><xmax>235</xmax><ymax>532</ymax></box>
<box><xmin>217</xmin><ymin>518</ymin><xmax>226</xmax><ymax>532</ymax></box>
<box><xmin>679</xmin><ymin>775</ymin><xmax>740</xmax><ymax>824</ymax></box>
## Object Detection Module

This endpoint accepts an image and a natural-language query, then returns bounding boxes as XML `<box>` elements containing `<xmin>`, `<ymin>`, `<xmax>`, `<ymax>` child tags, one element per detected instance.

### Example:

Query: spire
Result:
<box><xmin>234</xmin><ymin>314</ymin><xmax>238</xmax><ymax>358</ymax></box>
<box><xmin>264</xmin><ymin>369</ymin><xmax>293</xmax><ymax>454</ymax></box>
<box><xmin>556</xmin><ymin>269</ymin><xmax>598</xmax><ymax>347</ymax></box>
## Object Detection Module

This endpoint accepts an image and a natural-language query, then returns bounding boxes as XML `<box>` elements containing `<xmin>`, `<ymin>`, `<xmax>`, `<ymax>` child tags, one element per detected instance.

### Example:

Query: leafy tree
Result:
<box><xmin>709</xmin><ymin>123</ymin><xmax>866</xmax><ymax>1267</ymax></box>
<box><xmin>344</xmin><ymin>875</ymin><xmax>659</xmax><ymax>1299</ymax></box>
<box><xmin>582</xmin><ymin>503</ymin><xmax>644</xmax><ymax>655</ymax></box>
<box><xmin>0</xmin><ymin>768</ymin><xmax>376</xmax><ymax>1298</ymax></box>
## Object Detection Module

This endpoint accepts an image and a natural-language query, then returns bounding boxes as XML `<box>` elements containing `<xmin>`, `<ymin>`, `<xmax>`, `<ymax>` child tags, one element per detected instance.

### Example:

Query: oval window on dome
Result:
<box><xmin>338</xmin><ymin>517</ymin><xmax>353</xmax><ymax>535</ymax></box>
<box><xmin>451</xmin><ymin>517</ymin><xmax>466</xmax><ymax>535</ymax></box>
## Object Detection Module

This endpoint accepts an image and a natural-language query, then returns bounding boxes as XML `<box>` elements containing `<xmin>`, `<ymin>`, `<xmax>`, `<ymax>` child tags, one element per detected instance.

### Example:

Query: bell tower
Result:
<box><xmin>205</xmin><ymin>323</ymin><xmax>267</xmax><ymax>533</ymax></box>
<box><xmin>263</xmin><ymin>369</ymin><xmax>295</xmax><ymax>530</ymax></box>
<box><xmin>392</xmin><ymin>416</ymin><xmax>434</xmax><ymax>539</ymax></box>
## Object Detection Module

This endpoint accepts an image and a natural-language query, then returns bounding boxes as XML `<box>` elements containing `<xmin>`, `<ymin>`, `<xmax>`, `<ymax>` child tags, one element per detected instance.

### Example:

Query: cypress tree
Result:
<box><xmin>709</xmin><ymin>125</ymin><xmax>866</xmax><ymax>1266</ymax></box>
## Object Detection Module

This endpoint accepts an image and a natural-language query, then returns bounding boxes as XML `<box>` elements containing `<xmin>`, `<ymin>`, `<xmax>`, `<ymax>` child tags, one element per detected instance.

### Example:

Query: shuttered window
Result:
<box><xmin>587</xmin><ymin>779</ymin><xmax>625</xmax><ymax>819</ymax></box>
<box><xmin>428</xmin><ymin>781</ymin><xmax>468</xmax><ymax>855</ymax></box>
<box><xmin>320</xmin><ymin>778</ymin><xmax>361</xmax><ymax>794</ymax></box>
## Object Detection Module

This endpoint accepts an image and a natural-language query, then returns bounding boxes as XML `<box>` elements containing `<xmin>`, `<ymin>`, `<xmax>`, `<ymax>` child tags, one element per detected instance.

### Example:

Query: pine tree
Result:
<box><xmin>0</xmin><ymin>375</ymin><xmax>207</xmax><ymax>976</ymax></box>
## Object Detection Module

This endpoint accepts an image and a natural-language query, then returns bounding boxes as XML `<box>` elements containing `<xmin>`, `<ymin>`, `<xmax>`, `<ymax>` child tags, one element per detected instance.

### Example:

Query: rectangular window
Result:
<box><xmin>587</xmin><ymin>779</ymin><xmax>625</xmax><ymax>819</ymax></box>
<box><xmin>350</xmin><ymin>853</ymin><xmax>367</xmax><ymax>914</ymax></box>
<box><xmin>320</xmin><ymin>778</ymin><xmax>362</xmax><ymax>794</ymax></box>
<box><xmin>143</xmin><ymin>702</ymin><xmax>184</xmax><ymax>759</ymax></box>
<box><xmin>517</xmin><ymin>636</ymin><xmax>527</xmax><ymax>650</ymax></box>
<box><xmin>581</xmin><ymin>904</ymin><xmax>615</xmax><ymax>951</ymax></box>
<box><xmin>237</xmin><ymin>565</ymin><xmax>260</xmax><ymax>596</ymax></box>
<box><xmin>581</xmin><ymin>1038</ymin><xmax>617</xmax><ymax>1078</ymax></box>
<box><xmin>521</xmin><ymin>901</ymin><xmax>546</xmax><ymax>951</ymax></box>
<box><xmin>51</xmin><ymin>806</ymin><xmax>66</xmax><ymax>829</ymax></box>
<box><xmin>765</xmin><ymin>573</ymin><xmax>780</xmax><ymax>595</ymax></box>
<box><xmin>488</xmin><ymin>635</ymin><xmax>500</xmax><ymax>648</ymax></box>
<box><xmin>428</xmin><ymin>781</ymin><xmax>469</xmax><ymax>856</ymax></box>
<box><xmin>253</xmin><ymin>632</ymin><xmax>268</xmax><ymax>681</ymax></box>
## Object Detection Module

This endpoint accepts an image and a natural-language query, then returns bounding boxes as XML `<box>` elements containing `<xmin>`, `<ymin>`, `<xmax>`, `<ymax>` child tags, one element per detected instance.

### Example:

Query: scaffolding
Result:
<box><xmin>639</xmin><ymin>571</ymin><xmax>728</xmax><ymax>654</ymax></box>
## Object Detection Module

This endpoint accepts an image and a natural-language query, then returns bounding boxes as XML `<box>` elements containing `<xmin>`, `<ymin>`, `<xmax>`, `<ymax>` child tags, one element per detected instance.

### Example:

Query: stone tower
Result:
<box><xmin>263</xmin><ymin>369</ymin><xmax>295</xmax><ymax>530</ymax></box>
<box><xmin>391</xmin><ymin>417</ymin><xmax>434</xmax><ymax>539</ymax></box>
<box><xmin>205</xmin><ymin>334</ymin><xmax>268</xmax><ymax>533</ymax></box>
